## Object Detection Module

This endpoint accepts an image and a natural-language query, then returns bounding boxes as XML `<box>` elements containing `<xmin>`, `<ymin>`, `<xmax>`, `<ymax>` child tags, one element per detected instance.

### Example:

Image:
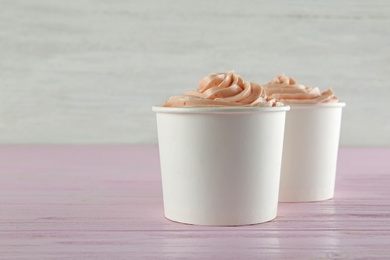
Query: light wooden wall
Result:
<box><xmin>1</xmin><ymin>0</ymin><xmax>389</xmax><ymax>145</ymax></box>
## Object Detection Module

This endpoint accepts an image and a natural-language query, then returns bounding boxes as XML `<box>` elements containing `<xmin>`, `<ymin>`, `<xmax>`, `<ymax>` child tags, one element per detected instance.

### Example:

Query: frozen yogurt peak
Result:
<box><xmin>263</xmin><ymin>74</ymin><xmax>338</xmax><ymax>104</ymax></box>
<box><xmin>163</xmin><ymin>71</ymin><xmax>283</xmax><ymax>107</ymax></box>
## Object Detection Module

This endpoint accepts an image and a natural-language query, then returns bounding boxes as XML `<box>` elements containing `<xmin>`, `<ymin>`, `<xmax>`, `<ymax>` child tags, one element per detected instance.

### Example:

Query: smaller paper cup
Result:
<box><xmin>153</xmin><ymin>105</ymin><xmax>290</xmax><ymax>226</ymax></box>
<box><xmin>279</xmin><ymin>103</ymin><xmax>346</xmax><ymax>202</ymax></box>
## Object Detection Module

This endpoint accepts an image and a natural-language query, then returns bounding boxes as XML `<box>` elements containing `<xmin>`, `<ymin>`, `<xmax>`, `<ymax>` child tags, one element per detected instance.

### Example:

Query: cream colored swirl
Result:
<box><xmin>263</xmin><ymin>74</ymin><xmax>338</xmax><ymax>104</ymax></box>
<box><xmin>163</xmin><ymin>72</ymin><xmax>282</xmax><ymax>107</ymax></box>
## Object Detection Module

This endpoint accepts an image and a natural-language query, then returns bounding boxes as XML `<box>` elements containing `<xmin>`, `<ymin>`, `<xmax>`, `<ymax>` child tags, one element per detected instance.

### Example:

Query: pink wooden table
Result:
<box><xmin>1</xmin><ymin>146</ymin><xmax>390</xmax><ymax>259</ymax></box>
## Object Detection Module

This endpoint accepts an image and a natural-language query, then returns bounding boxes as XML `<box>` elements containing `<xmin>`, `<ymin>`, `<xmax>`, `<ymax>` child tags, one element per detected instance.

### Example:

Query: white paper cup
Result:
<box><xmin>153</xmin><ymin>106</ymin><xmax>290</xmax><ymax>226</ymax></box>
<box><xmin>278</xmin><ymin>103</ymin><xmax>346</xmax><ymax>202</ymax></box>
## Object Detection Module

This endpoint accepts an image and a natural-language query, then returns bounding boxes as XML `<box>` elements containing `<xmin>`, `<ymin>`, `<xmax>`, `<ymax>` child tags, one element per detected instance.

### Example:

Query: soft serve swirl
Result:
<box><xmin>263</xmin><ymin>74</ymin><xmax>338</xmax><ymax>104</ymax></box>
<box><xmin>163</xmin><ymin>72</ymin><xmax>282</xmax><ymax>107</ymax></box>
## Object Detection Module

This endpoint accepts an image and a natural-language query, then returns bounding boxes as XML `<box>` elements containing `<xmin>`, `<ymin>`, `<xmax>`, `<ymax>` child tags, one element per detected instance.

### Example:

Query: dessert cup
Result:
<box><xmin>278</xmin><ymin>103</ymin><xmax>346</xmax><ymax>202</ymax></box>
<box><xmin>153</xmin><ymin>106</ymin><xmax>290</xmax><ymax>226</ymax></box>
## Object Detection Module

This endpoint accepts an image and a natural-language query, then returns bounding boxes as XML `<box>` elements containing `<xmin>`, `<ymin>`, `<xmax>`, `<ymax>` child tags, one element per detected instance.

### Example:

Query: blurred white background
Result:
<box><xmin>0</xmin><ymin>0</ymin><xmax>389</xmax><ymax>145</ymax></box>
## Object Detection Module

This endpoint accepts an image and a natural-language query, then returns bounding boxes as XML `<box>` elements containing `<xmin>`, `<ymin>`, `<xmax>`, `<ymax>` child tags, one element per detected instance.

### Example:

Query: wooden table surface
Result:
<box><xmin>1</xmin><ymin>145</ymin><xmax>389</xmax><ymax>259</ymax></box>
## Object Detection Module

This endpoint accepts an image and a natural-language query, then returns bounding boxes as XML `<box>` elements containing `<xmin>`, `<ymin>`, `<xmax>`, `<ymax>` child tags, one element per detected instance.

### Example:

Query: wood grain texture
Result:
<box><xmin>1</xmin><ymin>146</ymin><xmax>390</xmax><ymax>259</ymax></box>
<box><xmin>1</xmin><ymin>1</ymin><xmax>390</xmax><ymax>145</ymax></box>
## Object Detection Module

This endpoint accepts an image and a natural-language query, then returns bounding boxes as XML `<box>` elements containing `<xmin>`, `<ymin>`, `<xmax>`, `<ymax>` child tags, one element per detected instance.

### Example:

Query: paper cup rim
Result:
<box><xmin>286</xmin><ymin>102</ymin><xmax>346</xmax><ymax>109</ymax></box>
<box><xmin>152</xmin><ymin>105</ymin><xmax>290</xmax><ymax>114</ymax></box>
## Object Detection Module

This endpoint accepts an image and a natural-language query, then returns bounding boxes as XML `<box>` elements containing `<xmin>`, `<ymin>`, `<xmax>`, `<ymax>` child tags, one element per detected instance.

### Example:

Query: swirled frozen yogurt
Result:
<box><xmin>163</xmin><ymin>71</ymin><xmax>283</xmax><ymax>107</ymax></box>
<box><xmin>263</xmin><ymin>74</ymin><xmax>338</xmax><ymax>104</ymax></box>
